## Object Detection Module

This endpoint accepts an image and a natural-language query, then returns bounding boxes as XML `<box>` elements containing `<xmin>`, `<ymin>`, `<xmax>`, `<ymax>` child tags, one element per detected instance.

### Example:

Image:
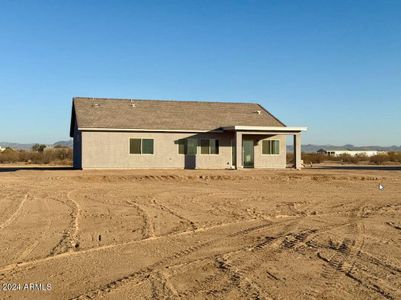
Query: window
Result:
<box><xmin>210</xmin><ymin>139</ymin><xmax>219</xmax><ymax>154</ymax></box>
<box><xmin>187</xmin><ymin>139</ymin><xmax>197</xmax><ymax>155</ymax></box>
<box><xmin>178</xmin><ymin>138</ymin><xmax>198</xmax><ymax>155</ymax></box>
<box><xmin>129</xmin><ymin>138</ymin><xmax>154</xmax><ymax>154</ymax></box>
<box><xmin>200</xmin><ymin>139</ymin><xmax>209</xmax><ymax>154</ymax></box>
<box><xmin>142</xmin><ymin>139</ymin><xmax>154</xmax><ymax>154</ymax></box>
<box><xmin>130</xmin><ymin>139</ymin><xmax>141</xmax><ymax>154</ymax></box>
<box><xmin>262</xmin><ymin>140</ymin><xmax>280</xmax><ymax>155</ymax></box>
<box><xmin>200</xmin><ymin>139</ymin><xmax>219</xmax><ymax>154</ymax></box>
<box><xmin>178</xmin><ymin>139</ymin><xmax>186</xmax><ymax>154</ymax></box>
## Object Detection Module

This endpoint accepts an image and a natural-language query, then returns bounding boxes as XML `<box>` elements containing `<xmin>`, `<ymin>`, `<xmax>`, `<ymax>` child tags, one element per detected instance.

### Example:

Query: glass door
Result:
<box><xmin>243</xmin><ymin>140</ymin><xmax>254</xmax><ymax>168</ymax></box>
<box><xmin>231</xmin><ymin>139</ymin><xmax>236</xmax><ymax>167</ymax></box>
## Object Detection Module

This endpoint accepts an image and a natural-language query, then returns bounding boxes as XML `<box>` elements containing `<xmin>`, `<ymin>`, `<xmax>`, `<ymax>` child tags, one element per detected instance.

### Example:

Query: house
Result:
<box><xmin>317</xmin><ymin>149</ymin><xmax>381</xmax><ymax>157</ymax></box>
<box><xmin>70</xmin><ymin>97</ymin><xmax>307</xmax><ymax>170</ymax></box>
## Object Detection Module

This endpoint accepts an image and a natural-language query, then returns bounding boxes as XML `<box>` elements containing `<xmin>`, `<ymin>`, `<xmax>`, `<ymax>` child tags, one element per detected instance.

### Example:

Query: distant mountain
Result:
<box><xmin>287</xmin><ymin>144</ymin><xmax>401</xmax><ymax>153</ymax></box>
<box><xmin>0</xmin><ymin>142</ymin><xmax>36</xmax><ymax>150</ymax></box>
<box><xmin>53</xmin><ymin>140</ymin><xmax>73</xmax><ymax>148</ymax></box>
<box><xmin>0</xmin><ymin>140</ymin><xmax>73</xmax><ymax>150</ymax></box>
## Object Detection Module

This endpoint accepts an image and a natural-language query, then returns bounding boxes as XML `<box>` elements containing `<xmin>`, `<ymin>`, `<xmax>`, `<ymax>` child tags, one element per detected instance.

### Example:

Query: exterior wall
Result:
<box><xmin>81</xmin><ymin>131</ymin><xmax>235</xmax><ymax>169</ymax></box>
<box><xmin>79</xmin><ymin>131</ymin><xmax>287</xmax><ymax>169</ymax></box>
<box><xmin>247</xmin><ymin>135</ymin><xmax>287</xmax><ymax>169</ymax></box>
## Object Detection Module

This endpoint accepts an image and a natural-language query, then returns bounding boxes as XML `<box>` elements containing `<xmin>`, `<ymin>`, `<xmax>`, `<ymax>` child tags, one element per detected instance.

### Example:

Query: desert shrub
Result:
<box><xmin>0</xmin><ymin>148</ymin><xmax>72</xmax><ymax>165</ymax></box>
<box><xmin>32</xmin><ymin>144</ymin><xmax>47</xmax><ymax>153</ymax></box>
<box><xmin>287</xmin><ymin>153</ymin><xmax>330</xmax><ymax>164</ymax></box>
<box><xmin>337</xmin><ymin>154</ymin><xmax>360</xmax><ymax>164</ymax></box>
<box><xmin>369</xmin><ymin>154</ymin><xmax>388</xmax><ymax>165</ymax></box>
<box><xmin>42</xmin><ymin>148</ymin><xmax>72</xmax><ymax>164</ymax></box>
<box><xmin>0</xmin><ymin>148</ymin><xmax>19</xmax><ymax>163</ymax></box>
<box><xmin>387</xmin><ymin>152</ymin><xmax>401</xmax><ymax>162</ymax></box>
<box><xmin>287</xmin><ymin>151</ymin><xmax>401</xmax><ymax>165</ymax></box>
<box><xmin>301</xmin><ymin>153</ymin><xmax>325</xmax><ymax>164</ymax></box>
<box><xmin>54</xmin><ymin>144</ymin><xmax>68</xmax><ymax>149</ymax></box>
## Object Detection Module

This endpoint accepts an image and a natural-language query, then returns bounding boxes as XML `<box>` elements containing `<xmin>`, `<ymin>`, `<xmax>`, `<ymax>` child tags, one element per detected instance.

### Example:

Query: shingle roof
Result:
<box><xmin>70</xmin><ymin>97</ymin><xmax>285</xmax><ymax>136</ymax></box>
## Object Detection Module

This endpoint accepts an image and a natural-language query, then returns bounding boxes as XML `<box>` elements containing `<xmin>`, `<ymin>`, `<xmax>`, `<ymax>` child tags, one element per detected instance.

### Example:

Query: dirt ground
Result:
<box><xmin>0</xmin><ymin>166</ymin><xmax>400</xmax><ymax>300</ymax></box>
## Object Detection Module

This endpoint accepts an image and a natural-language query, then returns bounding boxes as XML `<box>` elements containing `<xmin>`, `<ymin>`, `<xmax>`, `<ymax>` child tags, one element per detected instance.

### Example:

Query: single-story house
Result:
<box><xmin>70</xmin><ymin>97</ymin><xmax>307</xmax><ymax>170</ymax></box>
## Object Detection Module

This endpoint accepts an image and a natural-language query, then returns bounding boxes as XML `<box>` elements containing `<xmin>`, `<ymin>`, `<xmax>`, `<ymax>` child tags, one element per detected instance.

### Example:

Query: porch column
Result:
<box><xmin>294</xmin><ymin>133</ymin><xmax>302</xmax><ymax>169</ymax></box>
<box><xmin>235</xmin><ymin>131</ymin><xmax>242</xmax><ymax>169</ymax></box>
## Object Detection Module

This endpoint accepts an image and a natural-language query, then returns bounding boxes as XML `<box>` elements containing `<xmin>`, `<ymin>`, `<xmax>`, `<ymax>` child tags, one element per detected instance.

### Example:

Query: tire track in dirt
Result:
<box><xmin>0</xmin><ymin>193</ymin><xmax>29</xmax><ymax>230</ymax></box>
<box><xmin>306</xmin><ymin>202</ymin><xmax>365</xmax><ymax>298</ymax></box>
<box><xmin>49</xmin><ymin>191</ymin><xmax>81</xmax><ymax>255</ymax></box>
<box><xmin>126</xmin><ymin>199</ymin><xmax>155</xmax><ymax>239</ymax></box>
<box><xmin>386</xmin><ymin>221</ymin><xmax>401</xmax><ymax>231</ymax></box>
<box><xmin>68</xmin><ymin>191</ymin><xmax>81</xmax><ymax>244</ymax></box>
<box><xmin>297</xmin><ymin>218</ymin><xmax>401</xmax><ymax>299</ymax></box>
<box><xmin>166</xmin><ymin>221</ymin><xmax>291</xmax><ymax>298</ymax></box>
<box><xmin>16</xmin><ymin>241</ymin><xmax>40</xmax><ymax>262</ymax></box>
<box><xmin>171</xmin><ymin>218</ymin><xmax>308</xmax><ymax>298</ymax></box>
<box><xmin>16</xmin><ymin>196</ymin><xmax>52</xmax><ymax>262</ymax></box>
<box><xmin>0</xmin><ymin>209</ymin><xmax>300</xmax><ymax>284</ymax></box>
<box><xmin>149</xmin><ymin>197</ymin><xmax>198</xmax><ymax>231</ymax></box>
<box><xmin>71</xmin><ymin>239</ymin><xmax>218</xmax><ymax>299</ymax></box>
<box><xmin>0</xmin><ymin>216</ymin><xmax>307</xmax><ymax>294</ymax></box>
<box><xmin>212</xmin><ymin>256</ymin><xmax>271</xmax><ymax>299</ymax></box>
<box><xmin>0</xmin><ymin>217</ymin><xmax>277</xmax><ymax>275</ymax></box>
<box><xmin>69</xmin><ymin>220</ymin><xmax>277</xmax><ymax>299</ymax></box>
<box><xmin>220</xmin><ymin>207</ymin><xmax>378</xmax><ymax>299</ymax></box>
<box><xmin>0</xmin><ymin>216</ymin><xmax>294</xmax><ymax>296</ymax></box>
<box><xmin>307</xmin><ymin>203</ymin><xmax>399</xmax><ymax>299</ymax></box>
<box><xmin>148</xmin><ymin>271</ymin><xmax>180</xmax><ymax>299</ymax></box>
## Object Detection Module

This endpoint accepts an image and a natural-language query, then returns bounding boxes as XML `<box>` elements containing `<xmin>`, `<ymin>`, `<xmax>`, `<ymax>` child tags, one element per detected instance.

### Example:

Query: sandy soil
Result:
<box><xmin>0</xmin><ymin>166</ymin><xmax>400</xmax><ymax>299</ymax></box>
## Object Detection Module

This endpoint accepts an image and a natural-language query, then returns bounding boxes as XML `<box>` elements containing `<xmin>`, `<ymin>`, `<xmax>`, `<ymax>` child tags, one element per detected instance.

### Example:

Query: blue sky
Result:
<box><xmin>0</xmin><ymin>0</ymin><xmax>400</xmax><ymax>145</ymax></box>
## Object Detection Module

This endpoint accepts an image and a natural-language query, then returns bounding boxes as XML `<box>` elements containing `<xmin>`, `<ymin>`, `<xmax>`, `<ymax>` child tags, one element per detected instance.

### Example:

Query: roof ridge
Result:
<box><xmin>73</xmin><ymin>96</ymin><xmax>259</xmax><ymax>106</ymax></box>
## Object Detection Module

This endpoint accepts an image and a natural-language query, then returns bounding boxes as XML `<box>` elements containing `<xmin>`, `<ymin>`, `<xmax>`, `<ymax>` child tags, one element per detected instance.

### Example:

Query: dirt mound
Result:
<box><xmin>71</xmin><ymin>173</ymin><xmax>382</xmax><ymax>183</ymax></box>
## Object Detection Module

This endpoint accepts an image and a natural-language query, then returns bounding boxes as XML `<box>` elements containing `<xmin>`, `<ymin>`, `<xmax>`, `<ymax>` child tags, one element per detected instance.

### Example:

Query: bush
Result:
<box><xmin>337</xmin><ymin>154</ymin><xmax>360</xmax><ymax>164</ymax></box>
<box><xmin>32</xmin><ymin>144</ymin><xmax>47</xmax><ymax>153</ymax></box>
<box><xmin>387</xmin><ymin>152</ymin><xmax>401</xmax><ymax>162</ymax></box>
<box><xmin>0</xmin><ymin>148</ymin><xmax>19</xmax><ymax>163</ymax></box>
<box><xmin>287</xmin><ymin>151</ymin><xmax>401</xmax><ymax>165</ymax></box>
<box><xmin>302</xmin><ymin>153</ymin><xmax>325</xmax><ymax>164</ymax></box>
<box><xmin>0</xmin><ymin>148</ymin><xmax>72</xmax><ymax>165</ymax></box>
<box><xmin>369</xmin><ymin>154</ymin><xmax>388</xmax><ymax>165</ymax></box>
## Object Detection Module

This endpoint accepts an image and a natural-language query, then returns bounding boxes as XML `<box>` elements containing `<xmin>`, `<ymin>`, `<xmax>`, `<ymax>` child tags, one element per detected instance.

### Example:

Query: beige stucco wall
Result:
<box><xmin>81</xmin><ymin>131</ymin><xmax>234</xmax><ymax>169</ymax></box>
<box><xmin>78</xmin><ymin>131</ymin><xmax>287</xmax><ymax>169</ymax></box>
<box><xmin>252</xmin><ymin>135</ymin><xmax>287</xmax><ymax>169</ymax></box>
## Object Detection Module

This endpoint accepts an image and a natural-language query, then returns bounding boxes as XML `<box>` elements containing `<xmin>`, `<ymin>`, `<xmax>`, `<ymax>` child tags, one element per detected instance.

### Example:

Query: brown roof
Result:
<box><xmin>70</xmin><ymin>97</ymin><xmax>285</xmax><ymax>136</ymax></box>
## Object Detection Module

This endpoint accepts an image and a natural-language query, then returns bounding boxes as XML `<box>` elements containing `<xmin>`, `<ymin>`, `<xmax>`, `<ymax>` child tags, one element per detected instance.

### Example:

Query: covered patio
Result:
<box><xmin>223</xmin><ymin>126</ymin><xmax>307</xmax><ymax>170</ymax></box>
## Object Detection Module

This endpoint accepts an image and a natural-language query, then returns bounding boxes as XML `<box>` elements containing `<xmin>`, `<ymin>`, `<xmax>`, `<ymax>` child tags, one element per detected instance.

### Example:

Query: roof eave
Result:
<box><xmin>77</xmin><ymin>127</ymin><xmax>225</xmax><ymax>133</ymax></box>
<box><xmin>222</xmin><ymin>126</ymin><xmax>307</xmax><ymax>132</ymax></box>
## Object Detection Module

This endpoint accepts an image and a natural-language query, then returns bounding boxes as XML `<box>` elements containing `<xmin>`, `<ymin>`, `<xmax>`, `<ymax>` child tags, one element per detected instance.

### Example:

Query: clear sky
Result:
<box><xmin>0</xmin><ymin>0</ymin><xmax>400</xmax><ymax>145</ymax></box>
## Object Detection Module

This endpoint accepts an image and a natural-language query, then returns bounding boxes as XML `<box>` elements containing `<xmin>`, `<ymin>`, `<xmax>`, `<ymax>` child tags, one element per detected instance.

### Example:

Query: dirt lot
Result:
<box><xmin>0</xmin><ymin>166</ymin><xmax>400</xmax><ymax>299</ymax></box>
